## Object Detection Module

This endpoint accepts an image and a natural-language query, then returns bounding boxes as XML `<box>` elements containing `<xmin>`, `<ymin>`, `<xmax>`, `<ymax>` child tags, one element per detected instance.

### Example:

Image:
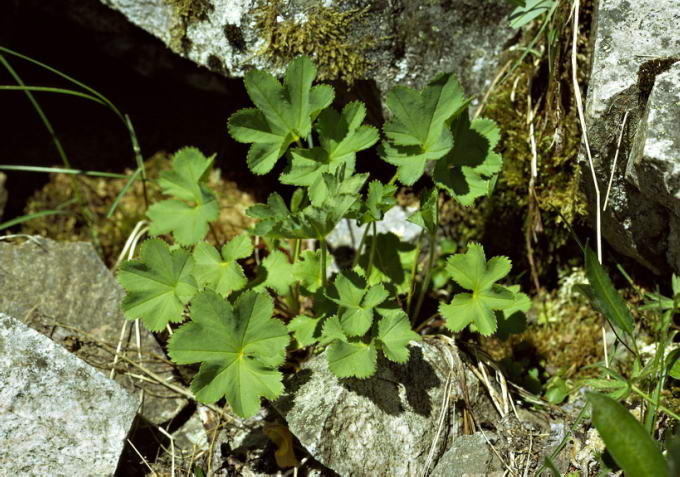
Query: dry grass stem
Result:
<box><xmin>603</xmin><ymin>110</ymin><xmax>630</xmax><ymax>211</ymax></box>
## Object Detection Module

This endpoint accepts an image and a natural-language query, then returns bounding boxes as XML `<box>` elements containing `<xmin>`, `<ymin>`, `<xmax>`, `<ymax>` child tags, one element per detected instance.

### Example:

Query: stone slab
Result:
<box><xmin>0</xmin><ymin>238</ymin><xmax>186</xmax><ymax>424</ymax></box>
<box><xmin>0</xmin><ymin>312</ymin><xmax>138</xmax><ymax>475</ymax></box>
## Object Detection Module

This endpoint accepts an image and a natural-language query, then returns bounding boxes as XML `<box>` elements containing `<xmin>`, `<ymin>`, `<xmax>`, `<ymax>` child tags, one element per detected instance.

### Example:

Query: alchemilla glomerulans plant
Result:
<box><xmin>116</xmin><ymin>56</ymin><xmax>528</xmax><ymax>418</ymax></box>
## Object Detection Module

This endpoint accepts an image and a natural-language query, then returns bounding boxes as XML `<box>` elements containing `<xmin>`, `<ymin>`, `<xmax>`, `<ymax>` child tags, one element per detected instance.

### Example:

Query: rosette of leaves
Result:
<box><xmin>146</xmin><ymin>147</ymin><xmax>219</xmax><ymax>246</ymax></box>
<box><xmin>228</xmin><ymin>56</ymin><xmax>334</xmax><ymax>174</ymax></box>
<box><xmin>280</xmin><ymin>101</ymin><xmax>379</xmax><ymax>205</ymax></box>
<box><xmin>439</xmin><ymin>243</ymin><xmax>521</xmax><ymax>335</ymax></box>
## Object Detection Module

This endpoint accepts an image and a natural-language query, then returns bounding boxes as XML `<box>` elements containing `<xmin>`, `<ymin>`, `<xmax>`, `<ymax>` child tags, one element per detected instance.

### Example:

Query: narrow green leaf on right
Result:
<box><xmin>587</xmin><ymin>392</ymin><xmax>668</xmax><ymax>477</ymax></box>
<box><xmin>581</xmin><ymin>246</ymin><xmax>635</xmax><ymax>337</ymax></box>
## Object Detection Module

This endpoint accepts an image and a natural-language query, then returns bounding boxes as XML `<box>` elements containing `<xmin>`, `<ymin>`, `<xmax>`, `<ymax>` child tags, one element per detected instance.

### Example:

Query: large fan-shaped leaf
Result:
<box><xmin>168</xmin><ymin>290</ymin><xmax>289</xmax><ymax>418</ymax></box>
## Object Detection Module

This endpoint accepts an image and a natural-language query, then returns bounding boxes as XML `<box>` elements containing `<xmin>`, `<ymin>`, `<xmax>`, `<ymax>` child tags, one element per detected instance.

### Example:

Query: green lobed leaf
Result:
<box><xmin>407</xmin><ymin>187</ymin><xmax>438</xmax><ymax>235</ymax></box>
<box><xmin>280</xmin><ymin>101</ymin><xmax>378</xmax><ymax>203</ymax></box>
<box><xmin>247</xmin><ymin>192</ymin><xmax>291</xmax><ymax>237</ymax></box>
<box><xmin>439</xmin><ymin>243</ymin><xmax>516</xmax><ymax>336</ymax></box>
<box><xmin>376</xmin><ymin>309</ymin><xmax>420</xmax><ymax>363</ymax></box>
<box><xmin>117</xmin><ymin>239</ymin><xmax>197</xmax><ymax>331</ymax></box>
<box><xmin>587</xmin><ymin>392</ymin><xmax>668</xmax><ymax>477</ymax></box>
<box><xmin>581</xmin><ymin>246</ymin><xmax>635</xmax><ymax>337</ymax></box>
<box><xmin>361</xmin><ymin>180</ymin><xmax>398</xmax><ymax>224</ymax></box>
<box><xmin>433</xmin><ymin>114</ymin><xmax>502</xmax><ymax>206</ymax></box>
<box><xmin>147</xmin><ymin>148</ymin><xmax>219</xmax><ymax>246</ymax></box>
<box><xmin>192</xmin><ymin>234</ymin><xmax>252</xmax><ymax>296</ymax></box>
<box><xmin>292</xmin><ymin>249</ymin><xmax>324</xmax><ymax>294</ymax></box>
<box><xmin>326</xmin><ymin>271</ymin><xmax>388</xmax><ymax>337</ymax></box>
<box><xmin>327</xmin><ymin>340</ymin><xmax>377</xmax><ymax>379</ymax></box>
<box><xmin>320</xmin><ymin>315</ymin><xmax>347</xmax><ymax>344</ymax></box>
<box><xmin>253</xmin><ymin>250</ymin><xmax>295</xmax><ymax>295</ymax></box>
<box><xmin>147</xmin><ymin>199</ymin><xmax>219</xmax><ymax>246</ymax></box>
<box><xmin>288</xmin><ymin>315</ymin><xmax>322</xmax><ymax>347</ymax></box>
<box><xmin>158</xmin><ymin>147</ymin><xmax>214</xmax><ymax>202</ymax></box>
<box><xmin>228</xmin><ymin>56</ymin><xmax>334</xmax><ymax>174</ymax></box>
<box><xmin>379</xmin><ymin>73</ymin><xmax>468</xmax><ymax>185</ymax></box>
<box><xmin>167</xmin><ymin>290</ymin><xmax>289</xmax><ymax>418</ymax></box>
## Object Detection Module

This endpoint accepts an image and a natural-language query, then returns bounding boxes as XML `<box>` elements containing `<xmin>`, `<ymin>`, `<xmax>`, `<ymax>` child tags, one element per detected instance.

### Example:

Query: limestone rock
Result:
<box><xmin>0</xmin><ymin>237</ymin><xmax>187</xmax><ymax>424</ymax></box>
<box><xmin>580</xmin><ymin>0</ymin><xmax>680</xmax><ymax>274</ymax></box>
<box><xmin>0</xmin><ymin>312</ymin><xmax>138</xmax><ymax>475</ymax></box>
<box><xmin>273</xmin><ymin>338</ymin><xmax>571</xmax><ymax>476</ymax></box>
<box><xmin>88</xmin><ymin>0</ymin><xmax>514</xmax><ymax>99</ymax></box>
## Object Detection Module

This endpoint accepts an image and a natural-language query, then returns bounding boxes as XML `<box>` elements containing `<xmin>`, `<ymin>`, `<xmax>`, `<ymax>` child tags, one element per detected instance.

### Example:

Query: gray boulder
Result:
<box><xmin>273</xmin><ymin>338</ymin><xmax>567</xmax><ymax>476</ymax></box>
<box><xmin>0</xmin><ymin>312</ymin><xmax>138</xmax><ymax>475</ymax></box>
<box><xmin>580</xmin><ymin>0</ymin><xmax>680</xmax><ymax>274</ymax></box>
<box><xmin>90</xmin><ymin>0</ymin><xmax>514</xmax><ymax>98</ymax></box>
<box><xmin>0</xmin><ymin>238</ymin><xmax>187</xmax><ymax>424</ymax></box>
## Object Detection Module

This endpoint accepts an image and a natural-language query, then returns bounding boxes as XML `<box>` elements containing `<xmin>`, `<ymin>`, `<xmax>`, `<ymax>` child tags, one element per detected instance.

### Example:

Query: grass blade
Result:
<box><xmin>0</xmin><ymin>46</ymin><xmax>122</xmax><ymax>118</ymax></box>
<box><xmin>0</xmin><ymin>85</ymin><xmax>107</xmax><ymax>106</ymax></box>
<box><xmin>0</xmin><ymin>165</ymin><xmax>128</xmax><ymax>179</ymax></box>
<box><xmin>107</xmin><ymin>167</ymin><xmax>142</xmax><ymax>218</ymax></box>
<box><xmin>0</xmin><ymin>210</ymin><xmax>69</xmax><ymax>232</ymax></box>
<box><xmin>587</xmin><ymin>392</ymin><xmax>668</xmax><ymax>477</ymax></box>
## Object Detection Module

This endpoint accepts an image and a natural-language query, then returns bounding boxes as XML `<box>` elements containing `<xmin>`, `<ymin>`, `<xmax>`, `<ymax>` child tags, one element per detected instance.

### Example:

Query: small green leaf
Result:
<box><xmin>254</xmin><ymin>250</ymin><xmax>295</xmax><ymax>295</ymax></box>
<box><xmin>228</xmin><ymin>56</ymin><xmax>334</xmax><ymax>174</ymax></box>
<box><xmin>247</xmin><ymin>192</ymin><xmax>291</xmax><ymax>237</ymax></box>
<box><xmin>168</xmin><ymin>290</ymin><xmax>289</xmax><ymax>418</ymax></box>
<box><xmin>581</xmin><ymin>246</ymin><xmax>634</xmax><ymax>337</ymax></box>
<box><xmin>147</xmin><ymin>148</ymin><xmax>219</xmax><ymax>246</ymax></box>
<box><xmin>407</xmin><ymin>187</ymin><xmax>438</xmax><ymax>235</ymax></box>
<box><xmin>495</xmin><ymin>286</ymin><xmax>530</xmax><ymax>339</ymax></box>
<box><xmin>439</xmin><ymin>243</ymin><xmax>516</xmax><ymax>335</ymax></box>
<box><xmin>293</xmin><ymin>249</ymin><xmax>324</xmax><ymax>294</ymax></box>
<box><xmin>433</xmin><ymin>114</ymin><xmax>502</xmax><ymax>206</ymax></box>
<box><xmin>326</xmin><ymin>271</ymin><xmax>387</xmax><ymax>337</ymax></box>
<box><xmin>288</xmin><ymin>315</ymin><xmax>321</xmax><ymax>347</ymax></box>
<box><xmin>361</xmin><ymin>180</ymin><xmax>397</xmax><ymax>224</ymax></box>
<box><xmin>117</xmin><ymin>239</ymin><xmax>197</xmax><ymax>331</ymax></box>
<box><xmin>147</xmin><ymin>200</ymin><xmax>219</xmax><ymax>246</ymax></box>
<box><xmin>587</xmin><ymin>392</ymin><xmax>668</xmax><ymax>477</ymax></box>
<box><xmin>192</xmin><ymin>234</ymin><xmax>252</xmax><ymax>296</ymax></box>
<box><xmin>327</xmin><ymin>340</ymin><xmax>377</xmax><ymax>379</ymax></box>
<box><xmin>377</xmin><ymin>309</ymin><xmax>420</xmax><ymax>363</ymax></box>
<box><xmin>321</xmin><ymin>315</ymin><xmax>347</xmax><ymax>344</ymax></box>
<box><xmin>158</xmin><ymin>147</ymin><xmax>214</xmax><ymax>202</ymax></box>
<box><xmin>380</xmin><ymin>73</ymin><xmax>468</xmax><ymax>185</ymax></box>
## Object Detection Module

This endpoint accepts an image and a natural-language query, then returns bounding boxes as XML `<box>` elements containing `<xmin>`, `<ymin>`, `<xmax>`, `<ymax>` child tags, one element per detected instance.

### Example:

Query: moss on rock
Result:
<box><xmin>252</xmin><ymin>0</ymin><xmax>375</xmax><ymax>84</ymax></box>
